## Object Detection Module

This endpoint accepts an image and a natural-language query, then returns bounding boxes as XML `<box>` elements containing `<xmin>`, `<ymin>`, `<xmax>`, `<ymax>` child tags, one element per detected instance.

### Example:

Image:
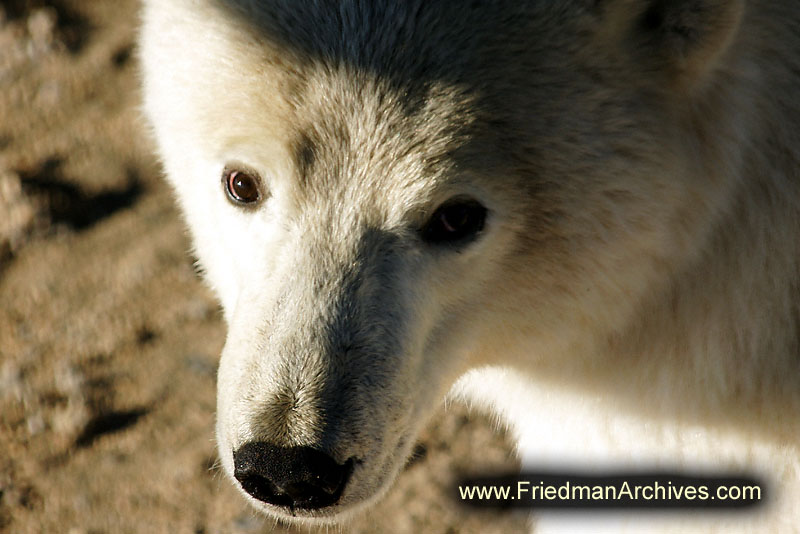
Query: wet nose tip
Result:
<box><xmin>233</xmin><ymin>441</ymin><xmax>353</xmax><ymax>510</ymax></box>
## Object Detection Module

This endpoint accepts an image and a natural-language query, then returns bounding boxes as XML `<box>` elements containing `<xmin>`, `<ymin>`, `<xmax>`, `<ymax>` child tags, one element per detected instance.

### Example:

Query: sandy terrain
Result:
<box><xmin>0</xmin><ymin>1</ymin><xmax>526</xmax><ymax>533</ymax></box>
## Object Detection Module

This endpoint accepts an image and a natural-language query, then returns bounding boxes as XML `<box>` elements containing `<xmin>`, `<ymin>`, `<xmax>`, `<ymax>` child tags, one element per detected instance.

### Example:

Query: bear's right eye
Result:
<box><xmin>223</xmin><ymin>168</ymin><xmax>262</xmax><ymax>206</ymax></box>
<box><xmin>421</xmin><ymin>198</ymin><xmax>488</xmax><ymax>246</ymax></box>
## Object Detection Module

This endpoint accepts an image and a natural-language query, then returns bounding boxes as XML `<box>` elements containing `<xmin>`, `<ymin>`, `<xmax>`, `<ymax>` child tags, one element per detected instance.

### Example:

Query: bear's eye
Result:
<box><xmin>421</xmin><ymin>198</ymin><xmax>488</xmax><ymax>246</ymax></box>
<box><xmin>223</xmin><ymin>168</ymin><xmax>262</xmax><ymax>205</ymax></box>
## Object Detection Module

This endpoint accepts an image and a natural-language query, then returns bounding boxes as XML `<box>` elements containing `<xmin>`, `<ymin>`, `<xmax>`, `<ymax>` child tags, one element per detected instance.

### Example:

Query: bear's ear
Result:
<box><xmin>603</xmin><ymin>0</ymin><xmax>745</xmax><ymax>84</ymax></box>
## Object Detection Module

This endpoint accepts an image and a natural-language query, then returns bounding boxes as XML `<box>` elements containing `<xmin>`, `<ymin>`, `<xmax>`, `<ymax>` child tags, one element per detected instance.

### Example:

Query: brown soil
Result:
<box><xmin>0</xmin><ymin>2</ymin><xmax>527</xmax><ymax>533</ymax></box>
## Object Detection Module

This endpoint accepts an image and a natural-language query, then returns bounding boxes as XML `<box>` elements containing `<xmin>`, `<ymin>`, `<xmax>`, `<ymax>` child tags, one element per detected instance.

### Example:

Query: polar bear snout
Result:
<box><xmin>233</xmin><ymin>441</ymin><xmax>355</xmax><ymax>510</ymax></box>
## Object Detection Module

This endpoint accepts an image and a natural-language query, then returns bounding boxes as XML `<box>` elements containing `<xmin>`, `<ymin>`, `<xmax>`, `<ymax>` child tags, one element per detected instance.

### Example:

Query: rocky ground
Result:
<box><xmin>0</xmin><ymin>1</ymin><xmax>526</xmax><ymax>533</ymax></box>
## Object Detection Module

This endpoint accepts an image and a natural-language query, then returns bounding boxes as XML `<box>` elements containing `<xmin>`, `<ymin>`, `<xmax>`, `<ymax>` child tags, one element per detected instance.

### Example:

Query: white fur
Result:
<box><xmin>140</xmin><ymin>0</ymin><xmax>800</xmax><ymax>531</ymax></box>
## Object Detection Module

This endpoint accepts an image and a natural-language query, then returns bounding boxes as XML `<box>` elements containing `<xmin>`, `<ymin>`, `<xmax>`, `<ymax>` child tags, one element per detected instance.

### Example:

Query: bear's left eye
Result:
<box><xmin>223</xmin><ymin>168</ymin><xmax>262</xmax><ymax>205</ymax></box>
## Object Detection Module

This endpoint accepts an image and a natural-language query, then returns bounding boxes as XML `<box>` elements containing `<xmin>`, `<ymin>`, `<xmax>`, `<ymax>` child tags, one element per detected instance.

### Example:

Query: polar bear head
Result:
<box><xmin>141</xmin><ymin>0</ymin><xmax>744</xmax><ymax>523</ymax></box>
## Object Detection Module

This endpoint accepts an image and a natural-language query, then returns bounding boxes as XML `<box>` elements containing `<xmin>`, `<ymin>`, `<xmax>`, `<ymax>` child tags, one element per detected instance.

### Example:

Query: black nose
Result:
<box><xmin>232</xmin><ymin>441</ymin><xmax>353</xmax><ymax>510</ymax></box>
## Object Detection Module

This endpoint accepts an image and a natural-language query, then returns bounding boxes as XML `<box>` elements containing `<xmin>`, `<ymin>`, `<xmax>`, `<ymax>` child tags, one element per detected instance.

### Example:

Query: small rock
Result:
<box><xmin>186</xmin><ymin>298</ymin><xmax>217</xmax><ymax>321</ymax></box>
<box><xmin>27</xmin><ymin>8</ymin><xmax>57</xmax><ymax>50</ymax></box>
<box><xmin>0</xmin><ymin>169</ymin><xmax>35</xmax><ymax>255</ymax></box>
<box><xmin>184</xmin><ymin>354</ymin><xmax>216</xmax><ymax>378</ymax></box>
<box><xmin>36</xmin><ymin>80</ymin><xmax>61</xmax><ymax>106</ymax></box>
<box><xmin>26</xmin><ymin>413</ymin><xmax>45</xmax><ymax>435</ymax></box>
<box><xmin>231</xmin><ymin>514</ymin><xmax>264</xmax><ymax>534</ymax></box>
<box><xmin>0</xmin><ymin>360</ymin><xmax>23</xmax><ymax>401</ymax></box>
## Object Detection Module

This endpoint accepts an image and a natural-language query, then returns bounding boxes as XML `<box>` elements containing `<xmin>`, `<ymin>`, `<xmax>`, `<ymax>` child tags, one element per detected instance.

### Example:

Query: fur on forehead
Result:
<box><xmin>287</xmin><ymin>69</ymin><xmax>484</xmax><ymax>212</ymax></box>
<box><xmin>142</xmin><ymin>0</ymin><xmax>536</xmax><ymax>214</ymax></box>
<box><xmin>141</xmin><ymin>0</ymin><xmax>297</xmax><ymax>153</ymax></box>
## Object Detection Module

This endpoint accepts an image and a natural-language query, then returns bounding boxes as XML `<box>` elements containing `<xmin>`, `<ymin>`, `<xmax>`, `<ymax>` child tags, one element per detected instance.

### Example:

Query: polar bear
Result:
<box><xmin>140</xmin><ymin>0</ymin><xmax>800</xmax><ymax>531</ymax></box>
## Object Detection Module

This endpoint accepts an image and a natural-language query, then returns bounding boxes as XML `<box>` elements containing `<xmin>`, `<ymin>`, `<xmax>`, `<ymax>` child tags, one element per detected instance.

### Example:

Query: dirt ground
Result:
<box><xmin>0</xmin><ymin>1</ymin><xmax>527</xmax><ymax>533</ymax></box>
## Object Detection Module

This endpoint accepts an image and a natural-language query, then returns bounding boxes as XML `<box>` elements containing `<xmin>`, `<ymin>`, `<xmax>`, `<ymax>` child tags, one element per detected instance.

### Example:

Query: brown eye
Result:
<box><xmin>224</xmin><ymin>168</ymin><xmax>261</xmax><ymax>205</ymax></box>
<box><xmin>421</xmin><ymin>198</ymin><xmax>488</xmax><ymax>246</ymax></box>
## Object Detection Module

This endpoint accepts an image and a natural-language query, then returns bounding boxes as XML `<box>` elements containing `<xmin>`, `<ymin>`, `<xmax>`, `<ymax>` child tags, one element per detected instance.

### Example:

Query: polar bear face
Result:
<box><xmin>141</xmin><ymin>0</ymin><xmax>744</xmax><ymax>522</ymax></box>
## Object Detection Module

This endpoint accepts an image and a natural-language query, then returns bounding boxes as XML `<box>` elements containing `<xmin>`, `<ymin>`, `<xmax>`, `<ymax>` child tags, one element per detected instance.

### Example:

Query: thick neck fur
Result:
<box><xmin>624</xmin><ymin>2</ymin><xmax>800</xmax><ymax>429</ymax></box>
<box><xmin>479</xmin><ymin>2</ymin><xmax>800</xmax><ymax>440</ymax></box>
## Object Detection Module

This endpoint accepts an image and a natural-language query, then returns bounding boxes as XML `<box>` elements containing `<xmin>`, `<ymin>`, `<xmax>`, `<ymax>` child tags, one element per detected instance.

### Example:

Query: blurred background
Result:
<box><xmin>0</xmin><ymin>1</ymin><xmax>524</xmax><ymax>532</ymax></box>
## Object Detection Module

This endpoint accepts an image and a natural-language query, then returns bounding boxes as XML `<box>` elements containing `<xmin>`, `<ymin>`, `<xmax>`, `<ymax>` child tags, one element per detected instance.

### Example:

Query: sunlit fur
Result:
<box><xmin>141</xmin><ymin>0</ymin><xmax>800</xmax><ymax>531</ymax></box>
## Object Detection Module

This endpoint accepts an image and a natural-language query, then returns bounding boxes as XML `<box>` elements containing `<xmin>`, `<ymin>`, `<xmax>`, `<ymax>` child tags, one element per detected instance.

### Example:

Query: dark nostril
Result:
<box><xmin>233</xmin><ymin>441</ymin><xmax>354</xmax><ymax>510</ymax></box>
